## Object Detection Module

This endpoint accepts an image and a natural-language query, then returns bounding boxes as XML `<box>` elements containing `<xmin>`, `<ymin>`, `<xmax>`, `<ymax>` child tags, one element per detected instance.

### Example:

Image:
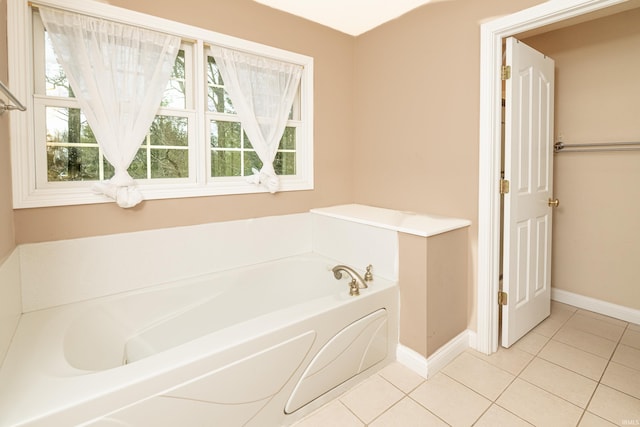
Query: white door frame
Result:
<box><xmin>476</xmin><ymin>0</ymin><xmax>629</xmax><ymax>354</ymax></box>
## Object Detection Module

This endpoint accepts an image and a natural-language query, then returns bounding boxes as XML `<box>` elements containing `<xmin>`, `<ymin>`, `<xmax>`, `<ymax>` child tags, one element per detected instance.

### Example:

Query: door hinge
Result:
<box><xmin>501</xmin><ymin>65</ymin><xmax>511</xmax><ymax>80</ymax></box>
<box><xmin>500</xmin><ymin>179</ymin><xmax>510</xmax><ymax>195</ymax></box>
<box><xmin>498</xmin><ymin>291</ymin><xmax>508</xmax><ymax>306</ymax></box>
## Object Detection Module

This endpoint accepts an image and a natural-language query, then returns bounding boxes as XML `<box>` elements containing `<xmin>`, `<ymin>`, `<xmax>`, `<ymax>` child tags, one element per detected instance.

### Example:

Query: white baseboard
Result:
<box><xmin>552</xmin><ymin>288</ymin><xmax>640</xmax><ymax>325</ymax></box>
<box><xmin>397</xmin><ymin>330</ymin><xmax>473</xmax><ymax>379</ymax></box>
<box><xmin>396</xmin><ymin>344</ymin><xmax>428</xmax><ymax>379</ymax></box>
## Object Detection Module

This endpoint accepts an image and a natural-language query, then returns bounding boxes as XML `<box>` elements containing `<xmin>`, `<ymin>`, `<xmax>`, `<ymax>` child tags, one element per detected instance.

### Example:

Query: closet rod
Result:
<box><xmin>0</xmin><ymin>81</ymin><xmax>27</xmax><ymax>114</ymax></box>
<box><xmin>554</xmin><ymin>141</ymin><xmax>640</xmax><ymax>153</ymax></box>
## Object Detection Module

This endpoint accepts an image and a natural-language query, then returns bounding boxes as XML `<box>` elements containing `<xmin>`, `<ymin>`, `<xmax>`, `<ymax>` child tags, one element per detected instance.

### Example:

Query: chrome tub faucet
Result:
<box><xmin>332</xmin><ymin>264</ymin><xmax>373</xmax><ymax>296</ymax></box>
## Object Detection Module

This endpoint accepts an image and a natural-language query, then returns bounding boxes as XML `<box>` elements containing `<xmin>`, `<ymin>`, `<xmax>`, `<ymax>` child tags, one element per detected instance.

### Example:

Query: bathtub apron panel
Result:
<box><xmin>89</xmin><ymin>331</ymin><xmax>316</xmax><ymax>426</ymax></box>
<box><xmin>285</xmin><ymin>309</ymin><xmax>388</xmax><ymax>413</ymax></box>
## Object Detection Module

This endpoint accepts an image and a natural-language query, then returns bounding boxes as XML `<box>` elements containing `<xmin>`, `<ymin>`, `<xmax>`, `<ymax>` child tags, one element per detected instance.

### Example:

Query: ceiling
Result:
<box><xmin>253</xmin><ymin>0</ymin><xmax>640</xmax><ymax>37</ymax></box>
<box><xmin>251</xmin><ymin>0</ymin><xmax>439</xmax><ymax>36</ymax></box>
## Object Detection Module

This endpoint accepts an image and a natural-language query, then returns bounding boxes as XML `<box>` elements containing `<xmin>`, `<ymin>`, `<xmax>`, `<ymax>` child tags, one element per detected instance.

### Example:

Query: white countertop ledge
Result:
<box><xmin>310</xmin><ymin>204</ymin><xmax>471</xmax><ymax>237</ymax></box>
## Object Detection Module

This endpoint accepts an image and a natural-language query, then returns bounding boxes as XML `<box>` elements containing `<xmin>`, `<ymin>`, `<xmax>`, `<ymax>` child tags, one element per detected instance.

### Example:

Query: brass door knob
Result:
<box><xmin>548</xmin><ymin>198</ymin><xmax>560</xmax><ymax>208</ymax></box>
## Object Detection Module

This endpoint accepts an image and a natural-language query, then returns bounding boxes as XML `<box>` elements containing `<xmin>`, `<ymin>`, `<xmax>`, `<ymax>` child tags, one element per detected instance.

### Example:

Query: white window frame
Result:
<box><xmin>8</xmin><ymin>0</ymin><xmax>314</xmax><ymax>208</ymax></box>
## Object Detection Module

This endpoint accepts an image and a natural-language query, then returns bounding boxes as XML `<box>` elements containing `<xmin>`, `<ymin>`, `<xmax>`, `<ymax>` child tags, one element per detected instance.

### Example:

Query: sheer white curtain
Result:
<box><xmin>209</xmin><ymin>47</ymin><xmax>302</xmax><ymax>193</ymax></box>
<box><xmin>39</xmin><ymin>7</ymin><xmax>180</xmax><ymax>208</ymax></box>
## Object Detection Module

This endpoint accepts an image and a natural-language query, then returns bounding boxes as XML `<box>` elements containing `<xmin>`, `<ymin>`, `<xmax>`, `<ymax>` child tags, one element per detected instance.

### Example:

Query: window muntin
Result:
<box><xmin>10</xmin><ymin>0</ymin><xmax>313</xmax><ymax>207</ymax></box>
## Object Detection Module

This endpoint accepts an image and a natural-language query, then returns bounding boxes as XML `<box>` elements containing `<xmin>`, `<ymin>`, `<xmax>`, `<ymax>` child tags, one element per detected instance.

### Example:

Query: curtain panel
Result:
<box><xmin>209</xmin><ymin>47</ymin><xmax>302</xmax><ymax>193</ymax></box>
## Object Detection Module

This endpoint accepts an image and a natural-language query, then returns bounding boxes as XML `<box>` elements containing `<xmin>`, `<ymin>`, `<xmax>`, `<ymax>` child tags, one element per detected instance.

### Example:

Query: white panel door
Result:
<box><xmin>502</xmin><ymin>37</ymin><xmax>556</xmax><ymax>348</ymax></box>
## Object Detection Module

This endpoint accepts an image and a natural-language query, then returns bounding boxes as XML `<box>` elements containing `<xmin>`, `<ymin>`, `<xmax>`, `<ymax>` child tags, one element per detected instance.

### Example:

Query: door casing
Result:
<box><xmin>476</xmin><ymin>0</ymin><xmax>630</xmax><ymax>355</ymax></box>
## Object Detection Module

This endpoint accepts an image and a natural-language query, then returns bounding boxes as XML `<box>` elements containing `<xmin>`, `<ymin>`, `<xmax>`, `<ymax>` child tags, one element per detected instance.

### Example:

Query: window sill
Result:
<box><xmin>12</xmin><ymin>177</ymin><xmax>314</xmax><ymax>209</ymax></box>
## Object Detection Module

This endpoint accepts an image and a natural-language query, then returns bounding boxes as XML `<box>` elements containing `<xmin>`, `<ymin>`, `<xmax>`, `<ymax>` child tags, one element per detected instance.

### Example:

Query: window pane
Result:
<box><xmin>47</xmin><ymin>146</ymin><xmax>99</xmax><ymax>181</ymax></box>
<box><xmin>127</xmin><ymin>149</ymin><xmax>148</xmax><ymax>180</ymax></box>
<box><xmin>46</xmin><ymin>107</ymin><xmax>96</xmax><ymax>144</ymax></box>
<box><xmin>45</xmin><ymin>31</ymin><xmax>72</xmax><ymax>97</ymax></box>
<box><xmin>289</xmin><ymin>87</ymin><xmax>300</xmax><ymax>120</ymax></box>
<box><xmin>244</xmin><ymin>151</ymin><xmax>262</xmax><ymax>176</ymax></box>
<box><xmin>212</xmin><ymin>150</ymin><xmax>241</xmax><ymax>177</ymax></box>
<box><xmin>162</xmin><ymin>50</ymin><xmax>186</xmax><ymax>109</ymax></box>
<box><xmin>103</xmin><ymin>160</ymin><xmax>114</xmax><ymax>179</ymax></box>
<box><xmin>211</xmin><ymin>121</ymin><xmax>241</xmax><ymax>148</ymax></box>
<box><xmin>274</xmin><ymin>151</ymin><xmax>296</xmax><ymax>175</ymax></box>
<box><xmin>46</xmin><ymin>106</ymin><xmax>100</xmax><ymax>182</ymax></box>
<box><xmin>151</xmin><ymin>148</ymin><xmax>188</xmax><ymax>178</ymax></box>
<box><xmin>208</xmin><ymin>86</ymin><xmax>235</xmax><ymax>113</ymax></box>
<box><xmin>243</xmin><ymin>131</ymin><xmax>252</xmax><ymax>149</ymax></box>
<box><xmin>279</xmin><ymin>127</ymin><xmax>296</xmax><ymax>150</ymax></box>
<box><xmin>206</xmin><ymin>56</ymin><xmax>235</xmax><ymax>113</ymax></box>
<box><xmin>103</xmin><ymin>149</ymin><xmax>147</xmax><ymax>180</ymax></box>
<box><xmin>206</xmin><ymin>55</ymin><xmax>223</xmax><ymax>85</ymax></box>
<box><xmin>150</xmin><ymin>116</ymin><xmax>188</xmax><ymax>146</ymax></box>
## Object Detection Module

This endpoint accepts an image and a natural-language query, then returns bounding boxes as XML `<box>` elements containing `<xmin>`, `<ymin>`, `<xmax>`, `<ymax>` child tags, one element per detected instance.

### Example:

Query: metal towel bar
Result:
<box><xmin>0</xmin><ymin>80</ymin><xmax>26</xmax><ymax>114</ymax></box>
<box><xmin>554</xmin><ymin>141</ymin><xmax>640</xmax><ymax>153</ymax></box>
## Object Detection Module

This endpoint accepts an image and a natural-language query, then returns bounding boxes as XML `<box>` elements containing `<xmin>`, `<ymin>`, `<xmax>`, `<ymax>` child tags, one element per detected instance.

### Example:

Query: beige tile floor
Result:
<box><xmin>292</xmin><ymin>302</ymin><xmax>640</xmax><ymax>426</ymax></box>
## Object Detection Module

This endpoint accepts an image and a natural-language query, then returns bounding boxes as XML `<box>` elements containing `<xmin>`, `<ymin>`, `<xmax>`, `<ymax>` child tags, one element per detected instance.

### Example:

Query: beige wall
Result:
<box><xmin>12</xmin><ymin>0</ymin><xmax>356</xmax><ymax>243</ymax></box>
<box><xmin>399</xmin><ymin>229</ymin><xmax>468</xmax><ymax>358</ymax></box>
<box><xmin>352</xmin><ymin>0</ymin><xmax>544</xmax><ymax>330</ymax></box>
<box><xmin>0</xmin><ymin>0</ymin><xmax>15</xmax><ymax>261</ymax></box>
<box><xmin>399</xmin><ymin>233</ymin><xmax>428</xmax><ymax>356</ymax></box>
<box><xmin>524</xmin><ymin>9</ymin><xmax>640</xmax><ymax>310</ymax></box>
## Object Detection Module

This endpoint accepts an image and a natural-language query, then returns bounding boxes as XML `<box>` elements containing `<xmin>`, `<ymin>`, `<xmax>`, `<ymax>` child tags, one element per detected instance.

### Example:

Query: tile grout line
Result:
<box><xmin>572</xmin><ymin>314</ymin><xmax>631</xmax><ymax>426</ymax></box>
<box><xmin>438</xmin><ymin>360</ymin><xmax>533</xmax><ymax>426</ymax></box>
<box><xmin>447</xmin><ymin>328</ymin><xmax>556</xmax><ymax>425</ymax></box>
<box><xmin>336</xmin><ymin>399</ymin><xmax>366</xmax><ymax>426</ymax></box>
<box><xmin>403</xmin><ymin>394</ymin><xmax>452</xmax><ymax>426</ymax></box>
<box><xmin>550</xmin><ymin>310</ymin><xmax>630</xmax><ymax>425</ymax></box>
<box><xmin>368</xmin><ymin>372</ymin><xmax>449</xmax><ymax>427</ymax></box>
<box><xmin>482</xmin><ymin>306</ymin><xmax>585</xmax><ymax>426</ymax></box>
<box><xmin>541</xmin><ymin>307</ymin><xmax>591</xmax><ymax>426</ymax></box>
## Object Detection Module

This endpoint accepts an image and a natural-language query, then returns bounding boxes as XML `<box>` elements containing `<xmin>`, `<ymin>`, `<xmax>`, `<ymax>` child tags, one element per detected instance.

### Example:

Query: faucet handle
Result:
<box><xmin>349</xmin><ymin>279</ymin><xmax>360</xmax><ymax>296</ymax></box>
<box><xmin>364</xmin><ymin>264</ymin><xmax>373</xmax><ymax>282</ymax></box>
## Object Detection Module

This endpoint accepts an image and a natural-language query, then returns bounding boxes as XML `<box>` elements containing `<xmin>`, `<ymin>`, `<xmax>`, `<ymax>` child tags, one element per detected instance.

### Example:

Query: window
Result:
<box><xmin>206</xmin><ymin>55</ymin><xmax>300</xmax><ymax>179</ymax></box>
<box><xmin>35</xmin><ymin>17</ymin><xmax>195</xmax><ymax>185</ymax></box>
<box><xmin>8</xmin><ymin>0</ymin><xmax>313</xmax><ymax>208</ymax></box>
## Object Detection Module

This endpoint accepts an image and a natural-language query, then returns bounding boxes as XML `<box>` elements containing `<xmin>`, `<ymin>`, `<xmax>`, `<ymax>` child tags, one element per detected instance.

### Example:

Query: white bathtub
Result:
<box><xmin>0</xmin><ymin>253</ymin><xmax>398</xmax><ymax>426</ymax></box>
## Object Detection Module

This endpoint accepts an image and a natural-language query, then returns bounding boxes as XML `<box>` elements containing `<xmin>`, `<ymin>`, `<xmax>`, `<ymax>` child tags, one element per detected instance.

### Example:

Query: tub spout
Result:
<box><xmin>332</xmin><ymin>265</ymin><xmax>368</xmax><ymax>292</ymax></box>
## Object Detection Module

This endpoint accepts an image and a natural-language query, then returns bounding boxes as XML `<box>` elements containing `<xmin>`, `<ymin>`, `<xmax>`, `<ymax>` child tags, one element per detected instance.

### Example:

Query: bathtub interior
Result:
<box><xmin>63</xmin><ymin>255</ymin><xmax>343</xmax><ymax>371</ymax></box>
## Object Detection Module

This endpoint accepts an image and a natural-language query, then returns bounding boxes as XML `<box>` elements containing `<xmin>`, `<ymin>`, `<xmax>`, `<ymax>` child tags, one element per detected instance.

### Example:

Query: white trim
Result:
<box><xmin>552</xmin><ymin>289</ymin><xmax>640</xmax><ymax>325</ymax></box>
<box><xmin>396</xmin><ymin>344</ymin><xmax>428</xmax><ymax>379</ymax></box>
<box><xmin>424</xmin><ymin>330</ymin><xmax>471</xmax><ymax>378</ymax></box>
<box><xmin>396</xmin><ymin>330</ymin><xmax>472</xmax><ymax>379</ymax></box>
<box><xmin>9</xmin><ymin>0</ymin><xmax>314</xmax><ymax>208</ymax></box>
<box><xmin>476</xmin><ymin>0</ymin><xmax>629</xmax><ymax>355</ymax></box>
